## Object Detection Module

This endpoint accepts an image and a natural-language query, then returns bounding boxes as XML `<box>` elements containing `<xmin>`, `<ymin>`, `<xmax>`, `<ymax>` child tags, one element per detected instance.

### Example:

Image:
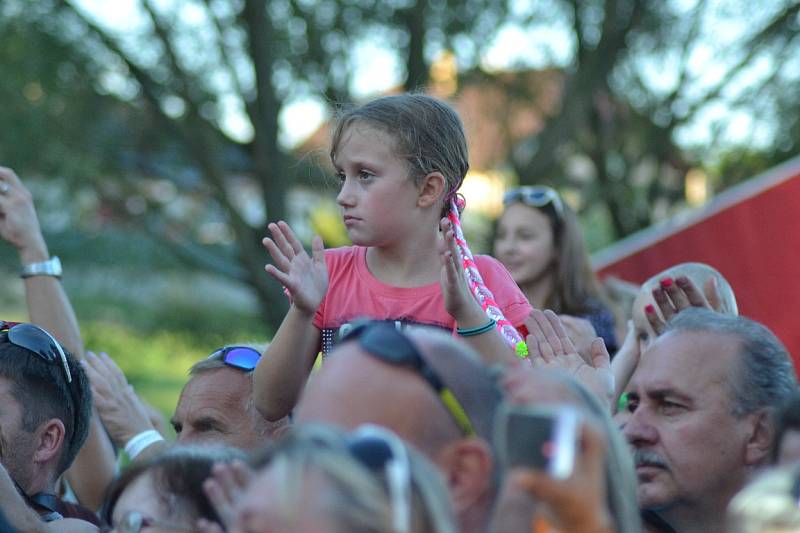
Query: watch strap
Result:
<box><xmin>20</xmin><ymin>256</ymin><xmax>62</xmax><ymax>279</ymax></box>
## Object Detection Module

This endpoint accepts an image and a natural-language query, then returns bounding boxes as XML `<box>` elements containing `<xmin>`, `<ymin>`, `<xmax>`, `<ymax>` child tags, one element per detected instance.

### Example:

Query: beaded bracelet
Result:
<box><xmin>457</xmin><ymin>319</ymin><xmax>497</xmax><ymax>337</ymax></box>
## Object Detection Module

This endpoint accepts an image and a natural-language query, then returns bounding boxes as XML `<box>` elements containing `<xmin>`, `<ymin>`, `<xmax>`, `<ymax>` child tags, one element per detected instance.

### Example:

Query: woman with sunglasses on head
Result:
<box><xmin>493</xmin><ymin>186</ymin><xmax>617</xmax><ymax>353</ymax></box>
<box><xmin>227</xmin><ymin>423</ymin><xmax>456</xmax><ymax>533</ymax></box>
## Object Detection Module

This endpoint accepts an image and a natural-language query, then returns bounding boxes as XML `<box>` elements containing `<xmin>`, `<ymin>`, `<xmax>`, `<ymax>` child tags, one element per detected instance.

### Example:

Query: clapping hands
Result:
<box><xmin>523</xmin><ymin>309</ymin><xmax>614</xmax><ymax>410</ymax></box>
<box><xmin>80</xmin><ymin>351</ymin><xmax>157</xmax><ymax>448</ymax></box>
<box><xmin>262</xmin><ymin>221</ymin><xmax>328</xmax><ymax>316</ymax></box>
<box><xmin>438</xmin><ymin>217</ymin><xmax>485</xmax><ymax>324</ymax></box>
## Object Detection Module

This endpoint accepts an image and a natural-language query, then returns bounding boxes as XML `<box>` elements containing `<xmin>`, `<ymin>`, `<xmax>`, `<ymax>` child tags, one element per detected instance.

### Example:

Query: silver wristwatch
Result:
<box><xmin>20</xmin><ymin>256</ymin><xmax>62</xmax><ymax>279</ymax></box>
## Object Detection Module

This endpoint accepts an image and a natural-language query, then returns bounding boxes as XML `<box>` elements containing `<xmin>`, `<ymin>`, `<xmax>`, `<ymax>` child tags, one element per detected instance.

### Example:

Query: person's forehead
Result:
<box><xmin>636</xmin><ymin>330</ymin><xmax>740</xmax><ymax>393</ymax></box>
<box><xmin>177</xmin><ymin>369</ymin><xmax>250</xmax><ymax>413</ymax></box>
<box><xmin>297</xmin><ymin>346</ymin><xmax>438</xmax><ymax>433</ymax></box>
<box><xmin>239</xmin><ymin>466</ymin><xmax>335</xmax><ymax>530</ymax></box>
<box><xmin>112</xmin><ymin>472</ymin><xmax>162</xmax><ymax>521</ymax></box>
<box><xmin>499</xmin><ymin>202</ymin><xmax>551</xmax><ymax>229</ymax></box>
<box><xmin>334</xmin><ymin>122</ymin><xmax>397</xmax><ymax>164</ymax></box>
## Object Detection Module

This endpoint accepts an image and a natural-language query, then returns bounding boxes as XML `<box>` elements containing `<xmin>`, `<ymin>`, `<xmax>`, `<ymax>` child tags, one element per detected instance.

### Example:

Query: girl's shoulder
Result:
<box><xmin>323</xmin><ymin>245</ymin><xmax>364</xmax><ymax>266</ymax></box>
<box><xmin>474</xmin><ymin>254</ymin><xmax>533</xmax><ymax>325</ymax></box>
<box><xmin>473</xmin><ymin>253</ymin><xmax>515</xmax><ymax>280</ymax></box>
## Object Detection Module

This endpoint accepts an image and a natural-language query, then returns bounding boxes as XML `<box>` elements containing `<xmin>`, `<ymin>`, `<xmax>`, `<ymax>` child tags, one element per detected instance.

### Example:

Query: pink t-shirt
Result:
<box><xmin>313</xmin><ymin>246</ymin><xmax>532</xmax><ymax>354</ymax></box>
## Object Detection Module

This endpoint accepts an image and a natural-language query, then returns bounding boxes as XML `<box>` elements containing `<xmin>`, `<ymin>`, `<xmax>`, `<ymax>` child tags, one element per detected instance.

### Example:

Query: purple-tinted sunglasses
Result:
<box><xmin>208</xmin><ymin>345</ymin><xmax>261</xmax><ymax>371</ymax></box>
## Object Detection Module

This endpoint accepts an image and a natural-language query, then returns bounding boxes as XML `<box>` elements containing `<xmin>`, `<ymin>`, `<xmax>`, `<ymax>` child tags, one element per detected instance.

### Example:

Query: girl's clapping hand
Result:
<box><xmin>263</xmin><ymin>221</ymin><xmax>329</xmax><ymax>315</ymax></box>
<box><xmin>438</xmin><ymin>217</ymin><xmax>484</xmax><ymax>325</ymax></box>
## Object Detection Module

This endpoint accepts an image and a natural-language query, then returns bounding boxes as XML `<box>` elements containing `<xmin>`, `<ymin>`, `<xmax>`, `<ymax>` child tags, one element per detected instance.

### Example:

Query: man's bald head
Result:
<box><xmin>296</xmin><ymin>325</ymin><xmax>501</xmax><ymax>460</ymax></box>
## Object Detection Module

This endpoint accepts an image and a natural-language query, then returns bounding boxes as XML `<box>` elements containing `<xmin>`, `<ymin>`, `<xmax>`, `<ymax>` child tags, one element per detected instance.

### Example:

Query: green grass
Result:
<box><xmin>0</xmin><ymin>233</ymin><xmax>270</xmax><ymax>420</ymax></box>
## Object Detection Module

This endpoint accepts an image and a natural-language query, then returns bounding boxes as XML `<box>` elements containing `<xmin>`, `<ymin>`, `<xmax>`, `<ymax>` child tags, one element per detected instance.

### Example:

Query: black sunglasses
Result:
<box><xmin>341</xmin><ymin>321</ymin><xmax>475</xmax><ymax>436</ymax></box>
<box><xmin>208</xmin><ymin>345</ymin><xmax>261</xmax><ymax>372</ymax></box>
<box><xmin>0</xmin><ymin>321</ymin><xmax>72</xmax><ymax>383</ymax></box>
<box><xmin>503</xmin><ymin>186</ymin><xmax>564</xmax><ymax>218</ymax></box>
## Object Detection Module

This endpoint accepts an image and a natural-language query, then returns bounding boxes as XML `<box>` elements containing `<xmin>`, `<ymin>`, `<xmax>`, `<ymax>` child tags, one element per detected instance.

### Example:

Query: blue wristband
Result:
<box><xmin>457</xmin><ymin>319</ymin><xmax>497</xmax><ymax>337</ymax></box>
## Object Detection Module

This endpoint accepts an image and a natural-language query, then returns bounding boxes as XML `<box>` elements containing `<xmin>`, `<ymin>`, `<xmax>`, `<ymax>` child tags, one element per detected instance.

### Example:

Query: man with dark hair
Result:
<box><xmin>170</xmin><ymin>346</ymin><xmax>289</xmax><ymax>450</ymax></box>
<box><xmin>624</xmin><ymin>308</ymin><xmax>797</xmax><ymax>533</ymax></box>
<box><xmin>0</xmin><ymin>322</ymin><xmax>95</xmax><ymax>529</ymax></box>
<box><xmin>295</xmin><ymin>323</ymin><xmax>500</xmax><ymax>533</ymax></box>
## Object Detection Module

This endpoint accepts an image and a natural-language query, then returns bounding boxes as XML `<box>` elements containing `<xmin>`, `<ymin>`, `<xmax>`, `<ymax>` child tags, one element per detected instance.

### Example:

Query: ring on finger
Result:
<box><xmin>0</xmin><ymin>182</ymin><xmax>8</xmax><ymax>194</ymax></box>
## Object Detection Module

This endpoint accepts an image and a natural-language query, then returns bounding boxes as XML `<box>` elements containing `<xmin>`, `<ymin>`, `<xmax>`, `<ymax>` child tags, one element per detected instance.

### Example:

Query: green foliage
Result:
<box><xmin>80</xmin><ymin>320</ymin><xmax>199</xmax><ymax>416</ymax></box>
<box><xmin>710</xmin><ymin>147</ymin><xmax>799</xmax><ymax>191</ymax></box>
<box><xmin>0</xmin><ymin>3</ymin><xmax>130</xmax><ymax>184</ymax></box>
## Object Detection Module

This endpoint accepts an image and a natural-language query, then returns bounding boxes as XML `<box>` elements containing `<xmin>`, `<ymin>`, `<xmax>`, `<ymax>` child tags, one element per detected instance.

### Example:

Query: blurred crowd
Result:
<box><xmin>0</xmin><ymin>93</ymin><xmax>798</xmax><ymax>533</ymax></box>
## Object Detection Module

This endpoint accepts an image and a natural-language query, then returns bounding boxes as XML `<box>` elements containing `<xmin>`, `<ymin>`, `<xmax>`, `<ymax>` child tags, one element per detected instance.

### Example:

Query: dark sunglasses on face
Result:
<box><xmin>0</xmin><ymin>321</ymin><xmax>72</xmax><ymax>383</ymax></box>
<box><xmin>503</xmin><ymin>186</ymin><xmax>564</xmax><ymax>218</ymax></box>
<box><xmin>208</xmin><ymin>345</ymin><xmax>261</xmax><ymax>371</ymax></box>
<box><xmin>341</xmin><ymin>321</ymin><xmax>475</xmax><ymax>437</ymax></box>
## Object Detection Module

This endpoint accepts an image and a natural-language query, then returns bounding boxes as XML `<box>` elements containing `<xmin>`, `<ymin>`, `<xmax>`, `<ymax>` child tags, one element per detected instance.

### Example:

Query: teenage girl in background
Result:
<box><xmin>493</xmin><ymin>186</ymin><xmax>617</xmax><ymax>353</ymax></box>
<box><xmin>253</xmin><ymin>94</ymin><xmax>532</xmax><ymax>421</ymax></box>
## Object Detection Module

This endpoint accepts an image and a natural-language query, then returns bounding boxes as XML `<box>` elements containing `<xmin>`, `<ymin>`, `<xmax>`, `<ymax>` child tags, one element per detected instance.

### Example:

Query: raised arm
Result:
<box><xmin>0</xmin><ymin>167</ymin><xmax>82</xmax><ymax>353</ymax></box>
<box><xmin>252</xmin><ymin>221</ymin><xmax>326</xmax><ymax>421</ymax></box>
<box><xmin>0</xmin><ymin>167</ymin><xmax>116</xmax><ymax>511</ymax></box>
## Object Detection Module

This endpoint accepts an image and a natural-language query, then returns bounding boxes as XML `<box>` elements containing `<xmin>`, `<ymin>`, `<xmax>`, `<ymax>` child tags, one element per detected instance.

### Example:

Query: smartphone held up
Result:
<box><xmin>495</xmin><ymin>403</ymin><xmax>580</xmax><ymax>479</ymax></box>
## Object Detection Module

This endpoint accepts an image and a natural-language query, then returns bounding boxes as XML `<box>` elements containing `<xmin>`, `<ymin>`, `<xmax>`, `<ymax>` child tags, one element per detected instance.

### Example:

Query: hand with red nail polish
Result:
<box><xmin>648</xmin><ymin>274</ymin><xmax>718</xmax><ymax>336</ymax></box>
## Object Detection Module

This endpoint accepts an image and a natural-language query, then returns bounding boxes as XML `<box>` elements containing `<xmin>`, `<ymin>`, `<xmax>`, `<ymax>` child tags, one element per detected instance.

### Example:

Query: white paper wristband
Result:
<box><xmin>124</xmin><ymin>430</ymin><xmax>164</xmax><ymax>460</ymax></box>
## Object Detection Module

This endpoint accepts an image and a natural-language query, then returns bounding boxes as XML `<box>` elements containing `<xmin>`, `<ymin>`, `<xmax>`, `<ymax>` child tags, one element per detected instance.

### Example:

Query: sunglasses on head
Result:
<box><xmin>341</xmin><ymin>321</ymin><xmax>475</xmax><ymax>437</ymax></box>
<box><xmin>208</xmin><ymin>345</ymin><xmax>261</xmax><ymax>372</ymax></box>
<box><xmin>503</xmin><ymin>186</ymin><xmax>564</xmax><ymax>218</ymax></box>
<box><xmin>1</xmin><ymin>321</ymin><xmax>80</xmax><ymax>450</ymax></box>
<box><xmin>0</xmin><ymin>321</ymin><xmax>72</xmax><ymax>383</ymax></box>
<box><xmin>347</xmin><ymin>424</ymin><xmax>412</xmax><ymax>533</ymax></box>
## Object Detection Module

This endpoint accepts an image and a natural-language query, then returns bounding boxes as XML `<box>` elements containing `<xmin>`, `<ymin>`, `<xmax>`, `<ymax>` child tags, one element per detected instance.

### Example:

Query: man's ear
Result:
<box><xmin>32</xmin><ymin>419</ymin><xmax>66</xmax><ymax>466</ymax></box>
<box><xmin>743</xmin><ymin>410</ymin><xmax>774</xmax><ymax>467</ymax></box>
<box><xmin>437</xmin><ymin>437</ymin><xmax>494</xmax><ymax>512</ymax></box>
<box><xmin>416</xmin><ymin>171</ymin><xmax>447</xmax><ymax>210</ymax></box>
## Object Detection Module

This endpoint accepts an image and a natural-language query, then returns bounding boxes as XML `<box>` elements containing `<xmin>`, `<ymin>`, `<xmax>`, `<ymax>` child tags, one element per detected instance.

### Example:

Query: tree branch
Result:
<box><xmin>676</xmin><ymin>2</ymin><xmax>800</xmax><ymax>126</ymax></box>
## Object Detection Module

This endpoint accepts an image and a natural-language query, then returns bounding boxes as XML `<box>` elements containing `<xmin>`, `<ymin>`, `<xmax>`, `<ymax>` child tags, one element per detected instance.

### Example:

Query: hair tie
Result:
<box><xmin>455</xmin><ymin>193</ymin><xmax>466</xmax><ymax>214</ymax></box>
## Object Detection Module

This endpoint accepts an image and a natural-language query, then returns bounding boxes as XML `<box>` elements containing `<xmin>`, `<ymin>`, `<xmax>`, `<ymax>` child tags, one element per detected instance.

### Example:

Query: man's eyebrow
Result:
<box><xmin>646</xmin><ymin>387</ymin><xmax>693</xmax><ymax>403</ymax></box>
<box><xmin>193</xmin><ymin>416</ymin><xmax>225</xmax><ymax>430</ymax></box>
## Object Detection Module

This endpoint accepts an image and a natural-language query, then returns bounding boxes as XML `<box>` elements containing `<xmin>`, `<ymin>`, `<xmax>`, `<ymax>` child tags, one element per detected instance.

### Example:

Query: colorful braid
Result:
<box><xmin>447</xmin><ymin>198</ymin><xmax>529</xmax><ymax>359</ymax></box>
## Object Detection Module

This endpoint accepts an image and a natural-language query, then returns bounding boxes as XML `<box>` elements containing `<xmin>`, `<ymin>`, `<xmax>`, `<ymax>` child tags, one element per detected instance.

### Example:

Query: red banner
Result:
<box><xmin>594</xmin><ymin>156</ymin><xmax>800</xmax><ymax>368</ymax></box>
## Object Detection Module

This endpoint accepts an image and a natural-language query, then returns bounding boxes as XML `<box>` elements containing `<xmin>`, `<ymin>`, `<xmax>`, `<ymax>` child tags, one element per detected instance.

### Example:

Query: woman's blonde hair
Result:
<box><xmin>254</xmin><ymin>424</ymin><xmax>456</xmax><ymax>533</ymax></box>
<box><xmin>727</xmin><ymin>465</ymin><xmax>800</xmax><ymax>532</ymax></box>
